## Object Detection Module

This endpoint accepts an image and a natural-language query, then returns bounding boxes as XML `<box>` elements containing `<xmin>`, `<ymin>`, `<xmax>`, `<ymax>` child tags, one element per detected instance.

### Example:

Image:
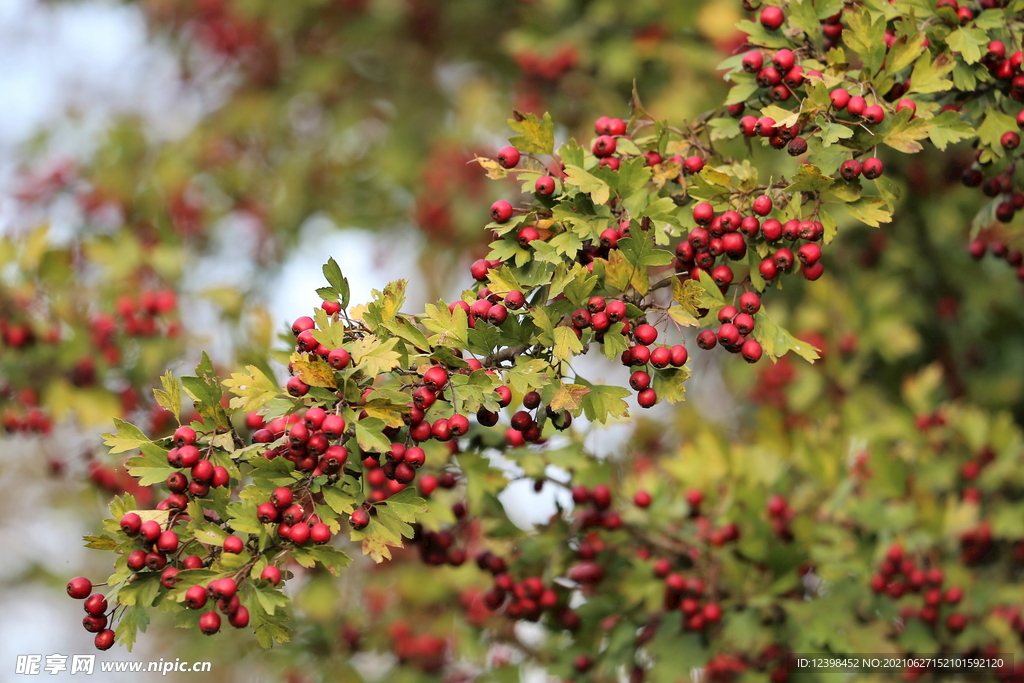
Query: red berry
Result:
<box><xmin>629</xmin><ymin>371</ymin><xmax>651</xmax><ymax>391</ymax></box>
<box><xmin>496</xmin><ymin>146</ymin><xmax>520</xmax><ymax>169</ymax></box>
<box><xmin>696</xmin><ymin>330</ymin><xmax>717</xmax><ymax>350</ymax></box>
<box><xmin>94</xmin><ymin>629</ymin><xmax>115</xmax><ymax>651</ymax></box>
<box><xmin>223</xmin><ymin>535</ymin><xmax>244</xmax><ymax>554</ymax></box>
<box><xmin>67</xmin><ymin>577</ymin><xmax>92</xmax><ymax>599</ymax></box>
<box><xmin>895</xmin><ymin>99</ymin><xmax>917</xmax><ymax>116</ymax></box>
<box><xmin>634</xmin><ymin>490</ymin><xmax>652</xmax><ymax>508</ymax></box>
<box><xmin>846</xmin><ymin>95</ymin><xmax>866</xmax><ymax>117</ymax></box>
<box><xmin>741</xmin><ymin>339</ymin><xmax>763</xmax><ymax>363</ymax></box>
<box><xmin>862</xmin><ymin>105</ymin><xmax>884</xmax><ymax>125</ymax></box>
<box><xmin>760</xmin><ymin>6</ymin><xmax>784</xmax><ymax>30</ymax></box>
<box><xmin>1002</xmin><ymin>131</ymin><xmax>1020</xmax><ymax>150</ymax></box>
<box><xmin>84</xmin><ymin>594</ymin><xmax>108</xmax><ymax>617</ymax></box>
<box><xmin>327</xmin><ymin>347</ymin><xmax>350</xmax><ymax>369</ymax></box>
<box><xmin>592</xmin><ymin>135</ymin><xmax>617</xmax><ymax>157</ymax></box>
<box><xmin>637</xmin><ymin>389</ymin><xmax>658</xmax><ymax>408</ymax></box>
<box><xmin>261</xmin><ymin>565</ymin><xmax>282</xmax><ymax>586</ymax></box>
<box><xmin>752</xmin><ymin>194</ymin><xmax>773</xmax><ymax>216</ymax></box>
<box><xmin>490</xmin><ymin>200</ymin><xmax>513</xmax><ymax>223</ymax></box>
<box><xmin>185</xmin><ymin>585</ymin><xmax>208</xmax><ymax>610</ymax></box>
<box><xmin>534</xmin><ymin>175</ymin><xmax>556</xmax><ymax>196</ymax></box>
<box><xmin>199</xmin><ymin>611</ymin><xmax>221</xmax><ymax>635</ymax></box>
<box><xmin>862</xmin><ymin>157</ymin><xmax>884</xmax><ymax>179</ymax></box>
<box><xmin>350</xmin><ymin>508</ymin><xmax>370</xmax><ymax>530</ymax></box>
<box><xmin>742</xmin><ymin>51</ymin><xmax>764</xmax><ymax>73</ymax></box>
<box><xmin>120</xmin><ymin>512</ymin><xmax>142</xmax><ymax>536</ymax></box>
<box><xmin>830</xmin><ymin>88</ymin><xmax>850</xmax><ymax>109</ymax></box>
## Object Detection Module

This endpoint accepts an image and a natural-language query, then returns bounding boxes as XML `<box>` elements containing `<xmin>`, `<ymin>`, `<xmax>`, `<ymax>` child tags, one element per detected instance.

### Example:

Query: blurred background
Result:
<box><xmin>2</xmin><ymin>0</ymin><xmax>1023</xmax><ymax>681</ymax></box>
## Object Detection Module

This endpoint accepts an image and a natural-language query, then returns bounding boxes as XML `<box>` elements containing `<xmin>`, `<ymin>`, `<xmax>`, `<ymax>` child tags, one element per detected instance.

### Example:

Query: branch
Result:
<box><xmin>483</xmin><ymin>345</ymin><xmax>530</xmax><ymax>368</ymax></box>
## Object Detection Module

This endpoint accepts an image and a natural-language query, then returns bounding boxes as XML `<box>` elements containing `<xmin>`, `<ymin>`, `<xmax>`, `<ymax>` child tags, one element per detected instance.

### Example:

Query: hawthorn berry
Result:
<box><xmin>199</xmin><ymin>611</ymin><xmax>221</xmax><ymax>635</ymax></box>
<box><xmin>67</xmin><ymin>577</ymin><xmax>92</xmax><ymax>599</ymax></box>
<box><xmin>637</xmin><ymin>389</ymin><xmax>657</xmax><ymax>408</ymax></box>
<box><xmin>496</xmin><ymin>146</ymin><xmax>520</xmax><ymax>169</ymax></box>
<box><xmin>490</xmin><ymin>200</ymin><xmax>513</xmax><ymax>223</ymax></box>
<box><xmin>760</xmin><ymin>6</ymin><xmax>784</xmax><ymax>30</ymax></box>
<box><xmin>862</xmin><ymin>157</ymin><xmax>884</xmax><ymax>179</ymax></box>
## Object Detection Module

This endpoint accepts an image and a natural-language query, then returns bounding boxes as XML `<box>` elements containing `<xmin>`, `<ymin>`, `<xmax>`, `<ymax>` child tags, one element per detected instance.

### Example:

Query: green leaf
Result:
<box><xmin>552</xmin><ymin>326</ymin><xmax>584</xmax><ymax>361</ymax></box>
<box><xmin>600</xmin><ymin>322</ymin><xmax>631</xmax><ymax>359</ymax></box>
<box><xmin>753</xmin><ymin>306</ymin><xmax>820</xmax><ymax>362</ymax></box>
<box><xmin>321</xmin><ymin>484</ymin><xmax>356</xmax><ymax>516</ymax></box>
<box><xmin>843</xmin><ymin>6</ymin><xmax>887</xmax><ymax>72</ymax></box>
<box><xmin>725</xmin><ymin>75</ymin><xmax>759</xmax><ymax>105</ymax></box>
<box><xmin>251</xmin><ymin>584</ymin><xmax>289</xmax><ymax>617</ymax></box>
<box><xmin>422</xmin><ymin>301</ymin><xmax>469</xmax><ymax>348</ymax></box>
<box><xmin>102</xmin><ymin>418</ymin><xmax>151</xmax><ymax>454</ymax></box>
<box><xmin>556</xmin><ymin>139</ymin><xmax>585</xmax><ymax>168</ymax></box>
<box><xmin>616</xmin><ymin>236</ymin><xmax>674</xmax><ymax>295</ymax></box>
<box><xmin>708</xmin><ymin>117</ymin><xmax>741</xmax><ymax>141</ymax></box>
<box><xmin>928</xmin><ymin>110</ymin><xmax>975</xmax><ymax>150</ymax></box>
<box><xmin>153</xmin><ymin>371</ymin><xmax>181</xmax><ymax>421</ymax></box>
<box><xmin>977</xmin><ymin>109</ymin><xmax>1019</xmax><ymax>157</ymax></box>
<box><xmin>289</xmin><ymin>352</ymin><xmax>337</xmax><ymax>388</ymax></box>
<box><xmin>885</xmin><ymin>32</ymin><xmax>926</xmax><ymax>76</ymax></box>
<box><xmin>508</xmin><ymin>111</ymin><xmax>555</xmax><ymax>155</ymax></box>
<box><xmin>362</xmin><ymin>280</ymin><xmax>407</xmax><ymax>331</ymax></box>
<box><xmin>578</xmin><ymin>379</ymin><xmax>631</xmax><ymax>424</ymax></box>
<box><xmin>303</xmin><ymin>545</ymin><xmax>351</xmax><ymax>575</ymax></box>
<box><xmin>816</xmin><ymin>117</ymin><xmax>855</xmax><ymax>147</ymax></box>
<box><xmin>349</xmin><ymin>335</ymin><xmax>402</xmax><ymax>377</ymax></box>
<box><xmin>320</xmin><ymin>257</ymin><xmax>350</xmax><ymax>308</ymax></box>
<box><xmin>355</xmin><ymin>417</ymin><xmax>391</xmax><ymax>454</ymax></box>
<box><xmin>653</xmin><ymin>366</ymin><xmax>690</xmax><ymax>404</ymax></box>
<box><xmin>506</xmin><ymin>358</ymin><xmax>552</xmax><ymax>394</ymax></box>
<box><xmin>223</xmin><ymin>365</ymin><xmax>279</xmax><ymax>412</ymax></box>
<box><xmin>786</xmin><ymin>164</ymin><xmax>835</xmax><ymax>194</ymax></box>
<box><xmin>909</xmin><ymin>52</ymin><xmax>954</xmax><ymax>94</ymax></box>
<box><xmin>846</xmin><ymin>196</ymin><xmax>893</xmax><ymax>227</ymax></box>
<box><xmin>563</xmin><ymin>165</ymin><xmax>610</xmax><ymax>205</ymax></box>
<box><xmin>125</xmin><ymin>446</ymin><xmax>177</xmax><ymax>486</ymax></box>
<box><xmin>881</xmin><ymin>108</ymin><xmax>933</xmax><ymax>154</ymax></box>
<box><xmin>946</xmin><ymin>27</ymin><xmax>988</xmax><ymax>65</ymax></box>
<box><xmin>115</xmin><ymin>604</ymin><xmax>149</xmax><ymax>652</ymax></box>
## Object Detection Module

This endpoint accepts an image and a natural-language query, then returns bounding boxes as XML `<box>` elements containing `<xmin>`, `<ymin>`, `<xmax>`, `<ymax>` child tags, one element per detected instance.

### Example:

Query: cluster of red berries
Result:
<box><xmin>66</xmin><ymin>578</ymin><xmax>117</xmax><ymax>651</ymax></box>
<box><xmin>968</xmin><ymin>235</ymin><xmax>1024</xmax><ymax>281</ymax></box>
<box><xmin>694</xmin><ymin>292</ymin><xmax>764</xmax><ymax>363</ymax></box>
<box><xmin>869</xmin><ymin>544</ymin><xmax>969</xmax><ymax>633</ymax></box>
<box><xmin>182</xmin><ymin>577</ymin><xmax>252</xmax><ymax>635</ymax></box>
<box><xmin>387</xmin><ymin>621</ymin><xmax>450</xmax><ymax>674</ymax></box>
<box><xmin>512</xmin><ymin>46</ymin><xmax>578</xmax><ymax>83</ymax></box>
<box><xmin>160</xmin><ymin>426</ymin><xmax>231</xmax><ymax>508</ymax></box>
<box><xmin>766</xmin><ymin>494</ymin><xmax>794</xmax><ymax>541</ymax></box>
<box><xmin>1</xmin><ymin>386</ymin><xmax>52</xmax><ymax>434</ymax></box>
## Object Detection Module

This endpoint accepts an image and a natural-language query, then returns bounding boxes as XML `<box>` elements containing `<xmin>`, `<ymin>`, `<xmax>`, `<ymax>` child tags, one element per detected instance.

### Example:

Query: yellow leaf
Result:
<box><xmin>289</xmin><ymin>353</ymin><xmax>337</xmax><ymax>388</ymax></box>
<box><xmin>549</xmin><ymin>383</ymin><xmax>591</xmax><ymax>412</ymax></box>
<box><xmin>223</xmin><ymin>365</ymin><xmax>279</xmax><ymax>412</ymax></box>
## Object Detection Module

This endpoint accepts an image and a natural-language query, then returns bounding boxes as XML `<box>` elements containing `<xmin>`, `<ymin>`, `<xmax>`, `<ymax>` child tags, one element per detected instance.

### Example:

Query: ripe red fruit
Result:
<box><xmin>490</xmin><ymin>200</ymin><xmax>513</xmax><ymax>223</ymax></box>
<box><xmin>67</xmin><ymin>577</ymin><xmax>92</xmax><ymax>599</ymax></box>
<box><xmin>126</xmin><ymin>549</ymin><xmax>146</xmax><ymax>571</ymax></box>
<box><xmin>861</xmin><ymin>104</ymin><xmax>884</xmax><ymax>125</ymax></box>
<box><xmin>517</xmin><ymin>226</ymin><xmax>540</xmax><ymax>248</ymax></box>
<box><xmin>752</xmin><ymin>194</ymin><xmax>773</xmax><ymax>216</ymax></box>
<box><xmin>703</xmin><ymin>603</ymin><xmax>722</xmax><ymax>623</ymax></box>
<box><xmin>223</xmin><ymin>535</ymin><xmax>244</xmax><ymax>554</ymax></box>
<box><xmin>270</xmin><ymin>487</ymin><xmax>294</xmax><ymax>509</ymax></box>
<box><xmin>846</xmin><ymin>95</ymin><xmax>866</xmax><ymax>117</ymax></box>
<box><xmin>741</xmin><ymin>339</ymin><xmax>763</xmax><ymax>363</ymax></box>
<box><xmin>504</xmin><ymin>290</ymin><xmax>526</xmax><ymax>309</ymax></box>
<box><xmin>634</xmin><ymin>490</ymin><xmax>652</xmax><ymax>508</ymax></box>
<box><xmin>629</xmin><ymin>371</ymin><xmax>652</xmax><ymax>391</ymax></box>
<box><xmin>840</xmin><ymin>158</ymin><xmax>862</xmax><ymax>180</ymax></box>
<box><xmin>327</xmin><ymin>347</ymin><xmax>350</xmax><ymax>369</ymax></box>
<box><xmin>534</xmin><ymin>175</ymin><xmax>556</xmax><ymax>196</ymax></box>
<box><xmin>760</xmin><ymin>6</ymin><xmax>784</xmax><ymax>30</ymax></box>
<box><xmin>739</xmin><ymin>292</ymin><xmax>761</xmax><ymax>315</ymax></box>
<box><xmin>797</xmin><ymin>243</ymin><xmax>822</xmax><ymax>265</ymax></box>
<box><xmin>291</xmin><ymin>316</ymin><xmax>315</xmax><ymax>336</ymax></box>
<box><xmin>895</xmin><ymin>99</ymin><xmax>917</xmax><ymax>116</ymax></box>
<box><xmin>772</xmin><ymin>48</ymin><xmax>795</xmax><ymax>71</ymax></box>
<box><xmin>830</xmin><ymin>88</ymin><xmax>850</xmax><ymax>109</ymax></box>
<box><xmin>1002</xmin><ymin>131</ymin><xmax>1020</xmax><ymax>150</ymax></box>
<box><xmin>605</xmin><ymin>299</ymin><xmax>627</xmax><ymax>322</ymax></box>
<box><xmin>199</xmin><ymin>611</ymin><xmax>221</xmax><ymax>635</ymax></box>
<box><xmin>310</xmin><ymin>523</ymin><xmax>331</xmax><ymax>545</ymax></box>
<box><xmin>696</xmin><ymin>330</ymin><xmax>717</xmax><ymax>350</ymax></box>
<box><xmin>862</xmin><ymin>157</ymin><xmax>884</xmax><ymax>179</ymax></box>
<box><xmin>260</xmin><ymin>565</ymin><xmax>282</xmax><ymax>586</ymax></box>
<box><xmin>592</xmin><ymin>135</ymin><xmax>617</xmax><ymax>157</ymax></box>
<box><xmin>742</xmin><ymin>51</ymin><xmax>763</xmax><ymax>73</ymax></box>
<box><xmin>637</xmin><ymin>388</ymin><xmax>657</xmax><ymax>408</ymax></box>
<box><xmin>140</xmin><ymin>520</ymin><xmax>161</xmax><ymax>543</ymax></box>
<box><xmin>287</xmin><ymin>522</ymin><xmax>310</xmax><ymax>544</ymax></box>
<box><xmin>173</xmin><ymin>426</ymin><xmax>197</xmax><ymax>447</ymax></box>
<box><xmin>787</xmin><ymin>137</ymin><xmax>808</xmax><ymax>156</ymax></box>
<box><xmin>185</xmin><ymin>585</ymin><xmax>208</xmax><ymax>610</ymax></box>
<box><xmin>497</xmin><ymin>146</ymin><xmax>520</xmax><ymax>169</ymax></box>
<box><xmin>286</xmin><ymin>376</ymin><xmax>309</xmax><ymax>397</ymax></box>
<box><xmin>670</xmin><ymin>345</ymin><xmax>689</xmax><ymax>366</ymax></box>
<box><xmin>322</xmin><ymin>414</ymin><xmax>346</xmax><ymax>439</ymax></box>
<box><xmin>692</xmin><ymin>202</ymin><xmax>714</xmax><ymax>225</ymax></box>
<box><xmin>156</xmin><ymin>530</ymin><xmax>179</xmax><ymax>553</ymax></box>
<box><xmin>684</xmin><ymin>155</ymin><xmax>705</xmax><ymax>175</ymax></box>
<box><xmin>448</xmin><ymin>413</ymin><xmax>470</xmax><ymax>437</ymax></box>
<box><xmin>350</xmin><ymin>508</ymin><xmax>370</xmax><ymax>530</ymax></box>
<box><xmin>161</xmin><ymin>567</ymin><xmax>181</xmax><ymax>589</ymax></box>
<box><xmin>650</xmin><ymin>346</ymin><xmax>671</xmax><ymax>368</ymax></box>
<box><xmin>1018</xmin><ymin>110</ymin><xmax>1024</xmax><ymax>130</ymax></box>
<box><xmin>94</xmin><ymin>629</ymin><xmax>115</xmax><ymax>651</ymax></box>
<box><xmin>84</xmin><ymin>594</ymin><xmax>108</xmax><ymax>617</ymax></box>
<box><xmin>634</xmin><ymin>324</ymin><xmax>658</xmax><ymax>345</ymax></box>
<box><xmin>83</xmin><ymin>615</ymin><xmax>107</xmax><ymax>633</ymax></box>
<box><xmin>120</xmin><ymin>512</ymin><xmax>142</xmax><ymax>536</ymax></box>
<box><xmin>229</xmin><ymin>605</ymin><xmax>250</xmax><ymax>628</ymax></box>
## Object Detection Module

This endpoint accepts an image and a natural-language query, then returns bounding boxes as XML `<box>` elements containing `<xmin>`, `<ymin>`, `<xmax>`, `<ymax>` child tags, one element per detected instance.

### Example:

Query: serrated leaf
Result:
<box><xmin>473</xmin><ymin>155</ymin><xmax>508</xmax><ymax>180</ymax></box>
<box><xmin>422</xmin><ymin>301</ymin><xmax>469</xmax><ymax>348</ymax></box>
<box><xmin>671</xmin><ymin>277</ymin><xmax>705</xmax><ymax>316</ymax></box>
<box><xmin>153</xmin><ymin>371</ymin><xmax>180</xmax><ymax>421</ymax></box>
<box><xmin>321</xmin><ymin>485</ymin><xmax>356</xmax><ymax>516</ymax></box>
<box><xmin>881</xmin><ymin>108</ymin><xmax>933</xmax><ymax>154</ymax></box>
<box><xmin>578</xmin><ymin>379</ymin><xmax>631</xmax><ymax>424</ymax></box>
<box><xmin>977</xmin><ymin>109</ymin><xmax>1019</xmax><ymax>157</ymax></box>
<box><xmin>355</xmin><ymin>417</ymin><xmax>391</xmax><ymax>454</ymax></box>
<box><xmin>844</xmin><ymin>6</ymin><xmax>887</xmax><ymax>72</ymax></box>
<box><xmin>552</xmin><ymin>326</ymin><xmax>584</xmax><ymax>361</ymax></box>
<box><xmin>846</xmin><ymin>196</ymin><xmax>893</xmax><ymax>227</ymax></box>
<box><xmin>125</xmin><ymin>447</ymin><xmax>177</xmax><ymax>486</ymax></box>
<box><xmin>506</xmin><ymin>358</ymin><xmax>551</xmax><ymax>394</ymax></box>
<box><xmin>760</xmin><ymin>105</ymin><xmax>800</xmax><ymax>129</ymax></box>
<box><xmin>946</xmin><ymin>27</ymin><xmax>988</xmax><ymax>65</ymax></box>
<box><xmin>786</xmin><ymin>164</ymin><xmax>835</xmax><ymax>194</ymax></box>
<box><xmin>600</xmin><ymin>322</ymin><xmax>630</xmax><ymax>359</ymax></box>
<box><xmin>652</xmin><ymin>366</ymin><xmax>689</xmax><ymax>404</ymax></box>
<box><xmin>885</xmin><ymin>32</ymin><xmax>926</xmax><ymax>76</ymax></box>
<box><xmin>114</xmin><ymin>604</ymin><xmax>149</xmax><ymax>652</ymax></box>
<box><xmin>82</xmin><ymin>534</ymin><xmax>118</xmax><ymax>550</ymax></box>
<box><xmin>362</xmin><ymin>280</ymin><xmax>407</xmax><ymax>331</ymax></box>
<box><xmin>349</xmin><ymin>335</ymin><xmax>401</xmax><ymax>377</ymax></box>
<box><xmin>508</xmin><ymin>111</ymin><xmax>555</xmax><ymax>155</ymax></box>
<box><xmin>102</xmin><ymin>418</ymin><xmax>151</xmax><ymax>454</ymax></box>
<box><xmin>223</xmin><ymin>365</ymin><xmax>279</xmax><ymax>412</ymax></box>
<box><xmin>909</xmin><ymin>52</ymin><xmax>954</xmax><ymax>94</ymax></box>
<box><xmin>753</xmin><ymin>306</ymin><xmax>820</xmax><ymax>362</ymax></box>
<box><xmin>563</xmin><ymin>165</ymin><xmax>610</xmax><ymax>205</ymax></box>
<box><xmin>289</xmin><ymin>352</ymin><xmax>336</xmax><ymax>388</ymax></box>
<box><xmin>321</xmin><ymin>257</ymin><xmax>350</xmax><ymax>308</ymax></box>
<box><xmin>708</xmin><ymin>117</ymin><xmax>741</xmax><ymax>141</ymax></box>
<box><xmin>816</xmin><ymin>117</ymin><xmax>855</xmax><ymax>147</ymax></box>
<box><xmin>549</xmin><ymin>383</ymin><xmax>590</xmax><ymax>412</ymax></box>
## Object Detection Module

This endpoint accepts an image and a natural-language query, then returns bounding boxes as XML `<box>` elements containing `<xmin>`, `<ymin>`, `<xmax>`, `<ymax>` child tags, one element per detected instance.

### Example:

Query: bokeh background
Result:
<box><xmin>3</xmin><ymin>0</ymin><xmax>1024</xmax><ymax>681</ymax></box>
